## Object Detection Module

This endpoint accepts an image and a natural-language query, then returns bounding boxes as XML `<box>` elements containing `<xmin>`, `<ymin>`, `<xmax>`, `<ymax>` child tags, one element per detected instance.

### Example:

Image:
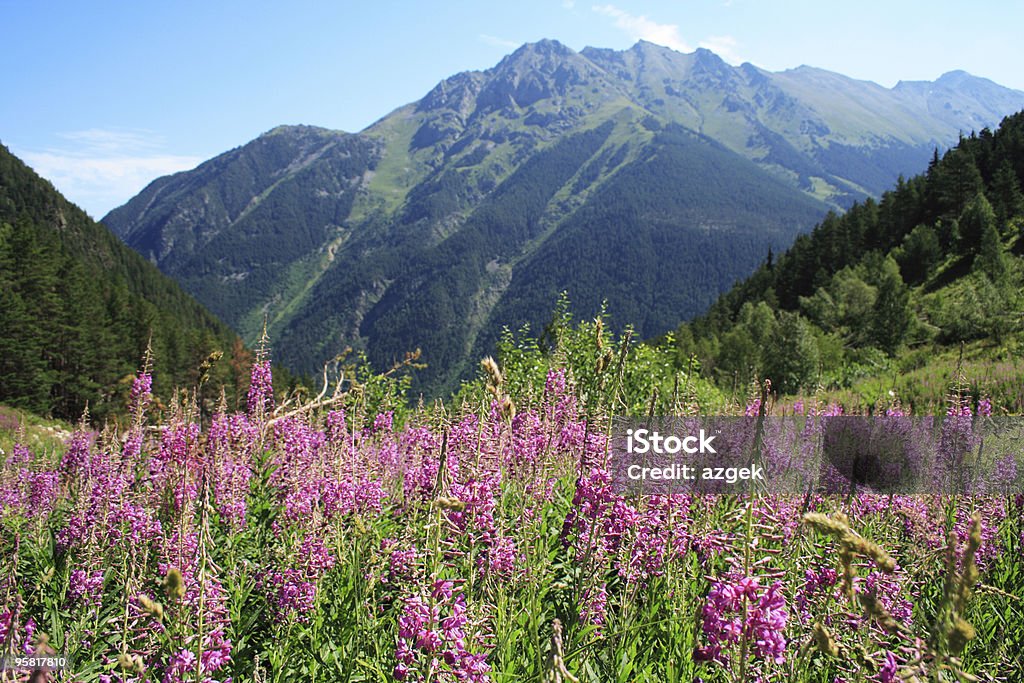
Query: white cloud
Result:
<box><xmin>699</xmin><ymin>35</ymin><xmax>743</xmax><ymax>64</ymax></box>
<box><xmin>56</xmin><ymin>129</ymin><xmax>162</xmax><ymax>154</ymax></box>
<box><xmin>592</xmin><ymin>4</ymin><xmax>692</xmax><ymax>52</ymax></box>
<box><xmin>479</xmin><ymin>33</ymin><xmax>520</xmax><ymax>49</ymax></box>
<box><xmin>13</xmin><ymin>129</ymin><xmax>201</xmax><ymax>219</ymax></box>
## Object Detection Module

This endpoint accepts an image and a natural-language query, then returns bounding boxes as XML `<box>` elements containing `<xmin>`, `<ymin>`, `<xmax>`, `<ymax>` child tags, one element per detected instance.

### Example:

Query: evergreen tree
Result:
<box><xmin>762</xmin><ymin>311</ymin><xmax>819</xmax><ymax>394</ymax></box>
<box><xmin>974</xmin><ymin>214</ymin><xmax>1008</xmax><ymax>282</ymax></box>
<box><xmin>936</xmin><ymin>218</ymin><xmax>961</xmax><ymax>251</ymax></box>
<box><xmin>896</xmin><ymin>224</ymin><xmax>941</xmax><ymax>284</ymax></box>
<box><xmin>0</xmin><ymin>144</ymin><xmax>242</xmax><ymax>420</ymax></box>
<box><xmin>990</xmin><ymin>159</ymin><xmax>1024</xmax><ymax>230</ymax></box>
<box><xmin>869</xmin><ymin>257</ymin><xmax>911</xmax><ymax>355</ymax></box>
<box><xmin>959</xmin><ymin>192</ymin><xmax>996</xmax><ymax>253</ymax></box>
<box><xmin>931</xmin><ymin>149</ymin><xmax>983</xmax><ymax>220</ymax></box>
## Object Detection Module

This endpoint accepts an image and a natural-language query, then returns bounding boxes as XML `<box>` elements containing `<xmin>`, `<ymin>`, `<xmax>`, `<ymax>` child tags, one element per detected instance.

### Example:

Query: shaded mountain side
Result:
<box><xmin>103</xmin><ymin>126</ymin><xmax>378</xmax><ymax>332</ymax></box>
<box><xmin>278</xmin><ymin>122</ymin><xmax>619</xmax><ymax>390</ymax></box>
<box><xmin>469</xmin><ymin>124</ymin><xmax>826</xmax><ymax>373</ymax></box>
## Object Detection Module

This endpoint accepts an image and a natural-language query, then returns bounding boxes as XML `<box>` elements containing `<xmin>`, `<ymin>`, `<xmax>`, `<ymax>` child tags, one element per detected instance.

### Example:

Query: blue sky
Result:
<box><xmin>3</xmin><ymin>0</ymin><xmax>1022</xmax><ymax>218</ymax></box>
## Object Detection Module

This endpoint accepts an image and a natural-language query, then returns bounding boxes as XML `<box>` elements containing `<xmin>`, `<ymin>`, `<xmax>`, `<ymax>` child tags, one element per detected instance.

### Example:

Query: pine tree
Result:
<box><xmin>930</xmin><ymin>149</ymin><xmax>983</xmax><ymax>220</ymax></box>
<box><xmin>763</xmin><ymin>311</ymin><xmax>819</xmax><ymax>394</ymax></box>
<box><xmin>870</xmin><ymin>257</ymin><xmax>911</xmax><ymax>356</ymax></box>
<box><xmin>990</xmin><ymin>159</ymin><xmax>1023</xmax><ymax>231</ymax></box>
<box><xmin>959</xmin><ymin>192</ymin><xmax>996</xmax><ymax>253</ymax></box>
<box><xmin>896</xmin><ymin>224</ymin><xmax>941</xmax><ymax>284</ymax></box>
<box><xmin>974</xmin><ymin>214</ymin><xmax>1008</xmax><ymax>282</ymax></box>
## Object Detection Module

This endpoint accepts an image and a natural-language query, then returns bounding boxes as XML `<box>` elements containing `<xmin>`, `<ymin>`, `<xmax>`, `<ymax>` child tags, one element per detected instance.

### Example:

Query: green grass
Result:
<box><xmin>0</xmin><ymin>404</ymin><xmax>71</xmax><ymax>458</ymax></box>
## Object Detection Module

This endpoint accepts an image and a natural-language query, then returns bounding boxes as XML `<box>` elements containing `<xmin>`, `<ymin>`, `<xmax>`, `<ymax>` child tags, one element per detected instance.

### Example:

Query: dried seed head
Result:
<box><xmin>138</xmin><ymin>594</ymin><xmax>164</xmax><ymax>621</ymax></box>
<box><xmin>32</xmin><ymin>632</ymin><xmax>54</xmax><ymax>657</ymax></box>
<box><xmin>595</xmin><ymin>318</ymin><xmax>604</xmax><ymax>351</ymax></box>
<box><xmin>118</xmin><ymin>652</ymin><xmax>134</xmax><ymax>671</ymax></box>
<box><xmin>480</xmin><ymin>356</ymin><xmax>503</xmax><ymax>389</ymax></box>
<box><xmin>948</xmin><ymin>616</ymin><xmax>976</xmax><ymax>654</ymax></box>
<box><xmin>858</xmin><ymin>592</ymin><xmax>899</xmax><ymax>633</ymax></box>
<box><xmin>956</xmin><ymin>517</ymin><xmax>983</xmax><ymax>612</ymax></box>
<box><xmin>803</xmin><ymin>512</ymin><xmax>850</xmax><ymax>538</ymax></box>
<box><xmin>545</xmin><ymin>618</ymin><xmax>579</xmax><ymax>683</ymax></box>
<box><xmin>852</xmin><ymin>644</ymin><xmax>876</xmax><ymax>670</ymax></box>
<box><xmin>163</xmin><ymin>568</ymin><xmax>185</xmax><ymax>600</ymax></box>
<box><xmin>843</xmin><ymin>534</ymin><xmax>896</xmax><ymax>573</ymax></box>
<box><xmin>500</xmin><ymin>395</ymin><xmax>516</xmax><ymax>421</ymax></box>
<box><xmin>812</xmin><ymin>623</ymin><xmax>839</xmax><ymax>657</ymax></box>
<box><xmin>434</xmin><ymin>496</ymin><xmax>467</xmax><ymax>512</ymax></box>
<box><xmin>839</xmin><ymin>545</ymin><xmax>858</xmax><ymax>602</ymax></box>
<box><xmin>961</xmin><ymin>512</ymin><xmax>983</xmax><ymax>580</ymax></box>
<box><xmin>960</xmin><ymin>563</ymin><xmax>980</xmax><ymax>596</ymax></box>
<box><xmin>967</xmin><ymin>513</ymin><xmax>983</xmax><ymax>550</ymax></box>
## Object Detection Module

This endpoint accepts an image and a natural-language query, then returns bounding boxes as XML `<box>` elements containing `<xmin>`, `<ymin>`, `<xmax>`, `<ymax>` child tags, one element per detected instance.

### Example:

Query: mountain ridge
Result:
<box><xmin>101</xmin><ymin>39</ymin><xmax>1024</xmax><ymax>392</ymax></box>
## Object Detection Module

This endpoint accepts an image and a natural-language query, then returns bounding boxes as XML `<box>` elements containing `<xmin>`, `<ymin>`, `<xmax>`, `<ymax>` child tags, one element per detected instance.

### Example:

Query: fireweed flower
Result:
<box><xmin>862</xmin><ymin>566</ymin><xmax>913</xmax><ymax>627</ymax></box>
<box><xmin>325</xmin><ymin>408</ymin><xmax>348</xmax><ymax>442</ymax></box>
<box><xmin>445</xmin><ymin>475</ymin><xmax>520</xmax><ymax>577</ymax></box>
<box><xmin>373</xmin><ymin>410</ymin><xmax>395</xmax><ymax>434</ymax></box>
<box><xmin>544</xmin><ymin>367</ymin><xmax>577</xmax><ymax>423</ymax></box>
<box><xmin>954</xmin><ymin>501</ymin><xmax>1003</xmax><ymax>568</ymax></box>
<box><xmin>60</xmin><ymin>428</ymin><xmax>95</xmax><ymax>480</ymax></box>
<box><xmin>580</xmin><ymin>583</ymin><xmax>608</xmax><ymax>630</ymax></box>
<box><xmin>264</xmin><ymin>533</ymin><xmax>336</xmax><ymax>621</ymax></box>
<box><xmin>697</xmin><ymin>575</ymin><xmax>789</xmax><ymax>666</ymax></box>
<box><xmin>796</xmin><ymin>566</ymin><xmax>839</xmax><ymax>624</ymax></box>
<box><xmin>394</xmin><ymin>580</ymin><xmax>491</xmax><ymax>682</ymax></box>
<box><xmin>382</xmin><ymin>540</ymin><xmax>419</xmax><ymax>586</ymax></box>
<box><xmin>875</xmin><ymin>650</ymin><xmax>899</xmax><ymax>683</ymax></box>
<box><xmin>128</xmin><ymin>371</ymin><xmax>152</xmax><ymax>418</ymax></box>
<box><xmin>207</xmin><ymin>412</ymin><xmax>257</xmax><ymax>528</ymax></box>
<box><xmin>247</xmin><ymin>359</ymin><xmax>274</xmax><ymax>418</ymax></box>
<box><xmin>67</xmin><ymin>568</ymin><xmax>105</xmax><ymax>608</ymax></box>
<box><xmin>977</xmin><ymin>396</ymin><xmax>993</xmax><ymax>417</ymax></box>
<box><xmin>149</xmin><ymin>533</ymin><xmax>233</xmax><ymax>682</ymax></box>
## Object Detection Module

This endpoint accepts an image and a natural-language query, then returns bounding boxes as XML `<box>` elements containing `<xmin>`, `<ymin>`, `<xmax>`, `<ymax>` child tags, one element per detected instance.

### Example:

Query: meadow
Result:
<box><xmin>1</xmin><ymin>325</ymin><xmax>1022</xmax><ymax>683</ymax></box>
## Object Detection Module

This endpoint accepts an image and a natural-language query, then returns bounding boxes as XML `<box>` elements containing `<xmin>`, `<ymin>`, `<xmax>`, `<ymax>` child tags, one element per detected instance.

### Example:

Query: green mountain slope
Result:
<box><xmin>100</xmin><ymin>40</ymin><xmax>1024</xmax><ymax>393</ymax></box>
<box><xmin>0</xmin><ymin>143</ymin><xmax>241</xmax><ymax>420</ymax></box>
<box><xmin>469</xmin><ymin>123</ymin><xmax>827</xmax><ymax>369</ymax></box>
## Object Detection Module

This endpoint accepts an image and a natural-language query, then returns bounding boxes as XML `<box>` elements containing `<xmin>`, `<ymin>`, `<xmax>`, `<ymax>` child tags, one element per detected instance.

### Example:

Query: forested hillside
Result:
<box><xmin>673</xmin><ymin>111</ymin><xmax>1024</xmax><ymax>408</ymax></box>
<box><xmin>0</xmin><ymin>144</ymin><xmax>247</xmax><ymax>421</ymax></box>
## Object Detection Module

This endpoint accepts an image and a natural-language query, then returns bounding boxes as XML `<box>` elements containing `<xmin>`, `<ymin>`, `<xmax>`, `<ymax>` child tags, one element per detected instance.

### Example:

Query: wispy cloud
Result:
<box><xmin>14</xmin><ymin>129</ymin><xmax>201</xmax><ymax>219</ymax></box>
<box><xmin>479</xmin><ymin>33</ymin><xmax>520</xmax><ymax>49</ymax></box>
<box><xmin>592</xmin><ymin>4</ymin><xmax>692</xmax><ymax>52</ymax></box>
<box><xmin>699</xmin><ymin>35</ymin><xmax>743</xmax><ymax>64</ymax></box>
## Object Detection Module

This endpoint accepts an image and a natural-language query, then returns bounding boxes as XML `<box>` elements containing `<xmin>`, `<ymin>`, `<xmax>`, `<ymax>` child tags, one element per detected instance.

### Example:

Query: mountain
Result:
<box><xmin>0</xmin><ymin>143</ymin><xmax>243</xmax><ymax>421</ymax></box>
<box><xmin>101</xmin><ymin>40</ymin><xmax>1024</xmax><ymax>393</ymax></box>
